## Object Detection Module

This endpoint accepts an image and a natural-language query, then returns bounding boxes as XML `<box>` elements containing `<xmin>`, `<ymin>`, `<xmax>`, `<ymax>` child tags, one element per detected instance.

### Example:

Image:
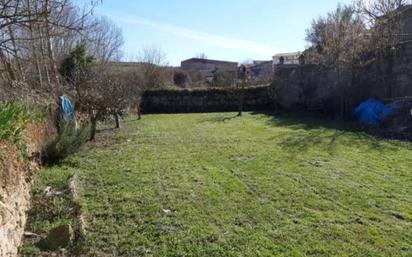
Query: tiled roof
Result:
<box><xmin>181</xmin><ymin>58</ymin><xmax>238</xmax><ymax>65</ymax></box>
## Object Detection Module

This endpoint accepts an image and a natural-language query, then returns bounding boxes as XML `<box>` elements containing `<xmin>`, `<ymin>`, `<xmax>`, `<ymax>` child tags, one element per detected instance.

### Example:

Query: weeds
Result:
<box><xmin>0</xmin><ymin>102</ymin><xmax>39</xmax><ymax>144</ymax></box>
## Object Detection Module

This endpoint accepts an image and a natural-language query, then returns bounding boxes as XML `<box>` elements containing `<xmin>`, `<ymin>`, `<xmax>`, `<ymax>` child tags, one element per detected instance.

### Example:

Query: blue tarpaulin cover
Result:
<box><xmin>353</xmin><ymin>98</ymin><xmax>398</xmax><ymax>126</ymax></box>
<box><xmin>60</xmin><ymin>95</ymin><xmax>75</xmax><ymax>122</ymax></box>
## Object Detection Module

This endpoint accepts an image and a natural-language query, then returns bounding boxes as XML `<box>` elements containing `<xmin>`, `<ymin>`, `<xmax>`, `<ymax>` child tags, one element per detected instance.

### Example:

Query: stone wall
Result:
<box><xmin>0</xmin><ymin>122</ymin><xmax>54</xmax><ymax>257</ymax></box>
<box><xmin>141</xmin><ymin>86</ymin><xmax>275</xmax><ymax>114</ymax></box>
<box><xmin>274</xmin><ymin>64</ymin><xmax>340</xmax><ymax>112</ymax></box>
<box><xmin>274</xmin><ymin>42</ymin><xmax>412</xmax><ymax>116</ymax></box>
<box><xmin>273</xmin><ymin>43</ymin><xmax>412</xmax><ymax>139</ymax></box>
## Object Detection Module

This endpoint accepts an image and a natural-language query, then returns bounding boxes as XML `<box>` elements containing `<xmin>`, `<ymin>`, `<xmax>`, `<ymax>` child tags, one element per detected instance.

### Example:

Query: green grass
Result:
<box><xmin>20</xmin><ymin>165</ymin><xmax>83</xmax><ymax>256</ymax></box>
<box><xmin>24</xmin><ymin>113</ymin><xmax>412</xmax><ymax>256</ymax></box>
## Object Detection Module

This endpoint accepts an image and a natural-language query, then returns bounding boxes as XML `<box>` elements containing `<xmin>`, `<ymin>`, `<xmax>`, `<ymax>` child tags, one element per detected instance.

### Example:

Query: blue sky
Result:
<box><xmin>96</xmin><ymin>0</ymin><xmax>353</xmax><ymax>66</ymax></box>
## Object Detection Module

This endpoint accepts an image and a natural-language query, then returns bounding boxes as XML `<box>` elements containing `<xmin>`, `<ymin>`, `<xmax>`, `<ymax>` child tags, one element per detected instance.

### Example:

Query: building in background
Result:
<box><xmin>181</xmin><ymin>58</ymin><xmax>238</xmax><ymax>81</ymax></box>
<box><xmin>273</xmin><ymin>52</ymin><xmax>301</xmax><ymax>65</ymax></box>
<box><xmin>245</xmin><ymin>61</ymin><xmax>273</xmax><ymax>82</ymax></box>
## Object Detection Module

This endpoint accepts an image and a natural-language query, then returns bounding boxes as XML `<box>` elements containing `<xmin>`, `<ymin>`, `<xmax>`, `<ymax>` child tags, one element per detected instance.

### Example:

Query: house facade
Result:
<box><xmin>272</xmin><ymin>52</ymin><xmax>300</xmax><ymax>65</ymax></box>
<box><xmin>181</xmin><ymin>58</ymin><xmax>238</xmax><ymax>81</ymax></box>
<box><xmin>247</xmin><ymin>61</ymin><xmax>273</xmax><ymax>81</ymax></box>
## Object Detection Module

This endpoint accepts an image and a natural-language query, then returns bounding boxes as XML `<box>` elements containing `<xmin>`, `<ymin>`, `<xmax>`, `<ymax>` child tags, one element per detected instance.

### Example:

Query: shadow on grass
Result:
<box><xmin>252</xmin><ymin>111</ymin><xmax>404</xmax><ymax>154</ymax></box>
<box><xmin>252</xmin><ymin>111</ymin><xmax>355</xmax><ymax>131</ymax></box>
<box><xmin>277</xmin><ymin>129</ymin><xmax>347</xmax><ymax>155</ymax></box>
<box><xmin>200</xmin><ymin>113</ymin><xmax>240</xmax><ymax>123</ymax></box>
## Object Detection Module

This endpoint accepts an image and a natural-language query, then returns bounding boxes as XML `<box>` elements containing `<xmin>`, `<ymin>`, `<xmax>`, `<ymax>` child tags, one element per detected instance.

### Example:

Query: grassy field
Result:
<box><xmin>23</xmin><ymin>113</ymin><xmax>412</xmax><ymax>256</ymax></box>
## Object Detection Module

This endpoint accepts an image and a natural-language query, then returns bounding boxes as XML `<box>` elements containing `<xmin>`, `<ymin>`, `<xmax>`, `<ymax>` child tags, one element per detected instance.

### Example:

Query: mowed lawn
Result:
<box><xmin>34</xmin><ymin>113</ymin><xmax>412</xmax><ymax>256</ymax></box>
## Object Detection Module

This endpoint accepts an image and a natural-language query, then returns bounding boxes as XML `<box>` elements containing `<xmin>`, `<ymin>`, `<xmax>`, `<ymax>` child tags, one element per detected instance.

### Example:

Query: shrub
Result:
<box><xmin>42</xmin><ymin>122</ymin><xmax>90</xmax><ymax>165</ymax></box>
<box><xmin>212</xmin><ymin>70</ymin><xmax>236</xmax><ymax>88</ymax></box>
<box><xmin>173</xmin><ymin>70</ymin><xmax>188</xmax><ymax>87</ymax></box>
<box><xmin>59</xmin><ymin>43</ymin><xmax>94</xmax><ymax>83</ymax></box>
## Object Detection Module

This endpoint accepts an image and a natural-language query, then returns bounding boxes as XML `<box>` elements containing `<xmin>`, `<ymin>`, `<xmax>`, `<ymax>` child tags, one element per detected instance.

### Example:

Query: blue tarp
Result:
<box><xmin>353</xmin><ymin>98</ymin><xmax>398</xmax><ymax>126</ymax></box>
<box><xmin>60</xmin><ymin>95</ymin><xmax>75</xmax><ymax>122</ymax></box>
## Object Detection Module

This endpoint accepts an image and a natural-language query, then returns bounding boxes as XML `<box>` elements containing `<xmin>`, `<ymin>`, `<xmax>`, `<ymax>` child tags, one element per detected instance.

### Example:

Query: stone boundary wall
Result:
<box><xmin>274</xmin><ymin>43</ymin><xmax>412</xmax><ymax>115</ymax></box>
<box><xmin>141</xmin><ymin>86</ymin><xmax>276</xmax><ymax>114</ymax></box>
<box><xmin>0</xmin><ymin>122</ymin><xmax>55</xmax><ymax>257</ymax></box>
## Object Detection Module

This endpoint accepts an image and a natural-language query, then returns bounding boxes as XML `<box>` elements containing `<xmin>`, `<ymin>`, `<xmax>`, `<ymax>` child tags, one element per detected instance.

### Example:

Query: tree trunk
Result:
<box><xmin>44</xmin><ymin>0</ymin><xmax>62</xmax><ymax>96</ymax></box>
<box><xmin>90</xmin><ymin>115</ymin><xmax>97</xmax><ymax>141</ymax></box>
<box><xmin>38</xmin><ymin>29</ymin><xmax>52</xmax><ymax>89</ymax></box>
<box><xmin>0</xmin><ymin>50</ymin><xmax>17</xmax><ymax>82</ymax></box>
<box><xmin>337</xmin><ymin>65</ymin><xmax>345</xmax><ymax>120</ymax></box>
<box><xmin>8</xmin><ymin>26</ymin><xmax>24</xmax><ymax>81</ymax></box>
<box><xmin>137</xmin><ymin>101</ymin><xmax>142</xmax><ymax>120</ymax></box>
<box><xmin>237</xmin><ymin>81</ymin><xmax>245</xmax><ymax>117</ymax></box>
<box><xmin>237</xmin><ymin>99</ymin><xmax>243</xmax><ymax>117</ymax></box>
<box><xmin>27</xmin><ymin>0</ymin><xmax>44</xmax><ymax>88</ymax></box>
<box><xmin>114</xmin><ymin>113</ymin><xmax>120</xmax><ymax>128</ymax></box>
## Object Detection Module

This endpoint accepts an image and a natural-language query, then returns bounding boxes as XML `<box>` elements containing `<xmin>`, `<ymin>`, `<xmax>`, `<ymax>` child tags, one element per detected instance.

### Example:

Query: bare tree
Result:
<box><xmin>306</xmin><ymin>4</ymin><xmax>368</xmax><ymax>117</ymax></box>
<box><xmin>306</xmin><ymin>4</ymin><xmax>366</xmax><ymax>65</ymax></box>
<box><xmin>0</xmin><ymin>0</ymin><xmax>137</xmax><ymax>141</ymax></box>
<box><xmin>235</xmin><ymin>65</ymin><xmax>249</xmax><ymax>117</ymax></box>
<box><xmin>195</xmin><ymin>53</ymin><xmax>208</xmax><ymax>59</ymax></box>
<box><xmin>67</xmin><ymin>61</ymin><xmax>132</xmax><ymax>140</ymax></box>
<box><xmin>356</xmin><ymin>0</ymin><xmax>412</xmax><ymax>97</ymax></box>
<box><xmin>59</xmin><ymin>13</ymin><xmax>125</xmax><ymax>138</ymax></box>
<box><xmin>0</xmin><ymin>0</ymin><xmax>101</xmax><ymax>91</ymax></box>
<box><xmin>139</xmin><ymin>47</ymin><xmax>168</xmax><ymax>88</ymax></box>
<box><xmin>357</xmin><ymin>0</ymin><xmax>412</xmax><ymax>51</ymax></box>
<box><xmin>0</xmin><ymin>0</ymin><xmax>44</xmax><ymax>82</ymax></box>
<box><xmin>357</xmin><ymin>0</ymin><xmax>412</xmax><ymax>20</ymax></box>
<box><xmin>84</xmin><ymin>16</ymin><xmax>124</xmax><ymax>64</ymax></box>
<box><xmin>132</xmin><ymin>46</ymin><xmax>169</xmax><ymax>119</ymax></box>
<box><xmin>211</xmin><ymin>67</ymin><xmax>248</xmax><ymax>116</ymax></box>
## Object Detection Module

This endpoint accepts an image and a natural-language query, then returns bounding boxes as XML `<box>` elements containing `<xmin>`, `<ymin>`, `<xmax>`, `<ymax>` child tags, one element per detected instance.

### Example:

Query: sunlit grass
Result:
<box><xmin>24</xmin><ymin>113</ymin><xmax>412</xmax><ymax>256</ymax></box>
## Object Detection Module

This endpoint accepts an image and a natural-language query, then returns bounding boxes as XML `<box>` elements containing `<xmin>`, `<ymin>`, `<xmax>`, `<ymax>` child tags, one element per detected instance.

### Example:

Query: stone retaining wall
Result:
<box><xmin>0</xmin><ymin>122</ymin><xmax>54</xmax><ymax>257</ymax></box>
<box><xmin>274</xmin><ymin>43</ymin><xmax>412</xmax><ymax>115</ymax></box>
